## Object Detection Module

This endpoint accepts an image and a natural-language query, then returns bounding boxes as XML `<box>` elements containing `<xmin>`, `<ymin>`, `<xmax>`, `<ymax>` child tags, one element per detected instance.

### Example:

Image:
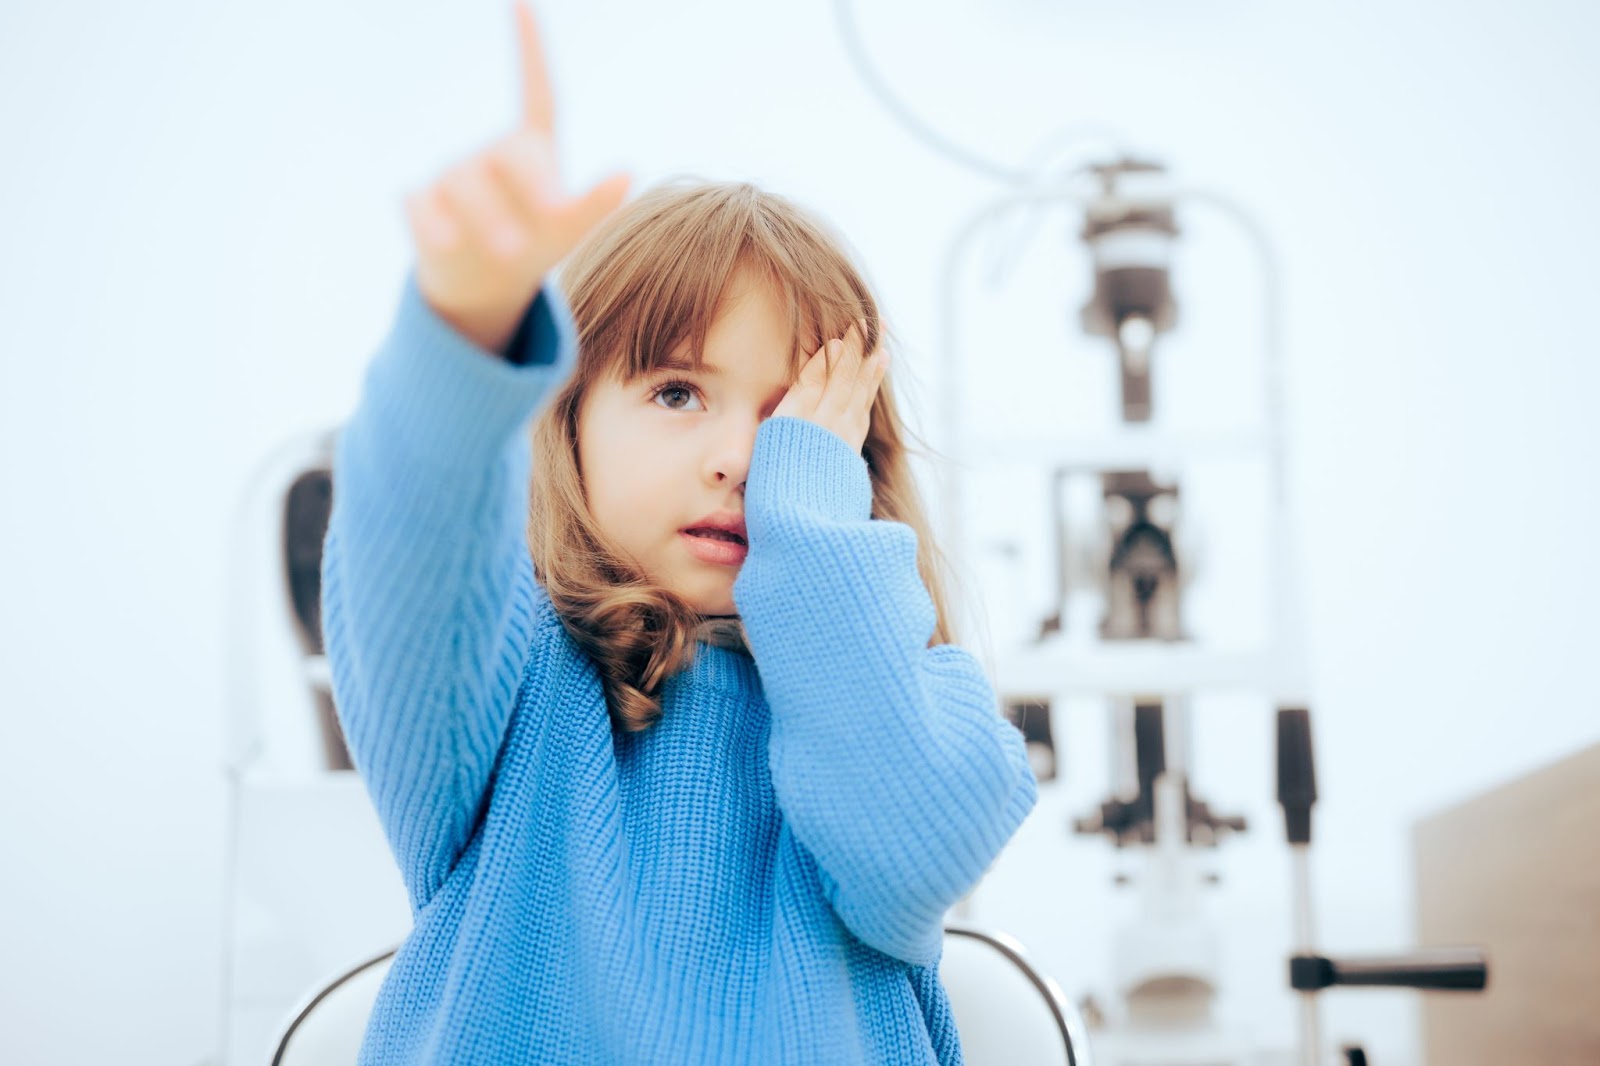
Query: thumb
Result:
<box><xmin>553</xmin><ymin>172</ymin><xmax>631</xmax><ymax>252</ymax></box>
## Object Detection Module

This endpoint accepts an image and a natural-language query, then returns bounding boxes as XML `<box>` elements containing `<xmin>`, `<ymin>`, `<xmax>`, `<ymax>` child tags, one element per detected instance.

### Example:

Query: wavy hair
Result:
<box><xmin>527</xmin><ymin>178</ymin><xmax>961</xmax><ymax>733</ymax></box>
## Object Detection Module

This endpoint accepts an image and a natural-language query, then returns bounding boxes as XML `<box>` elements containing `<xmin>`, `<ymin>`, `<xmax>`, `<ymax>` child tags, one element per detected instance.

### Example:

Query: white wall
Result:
<box><xmin>1</xmin><ymin>1</ymin><xmax>1595</xmax><ymax>1063</ymax></box>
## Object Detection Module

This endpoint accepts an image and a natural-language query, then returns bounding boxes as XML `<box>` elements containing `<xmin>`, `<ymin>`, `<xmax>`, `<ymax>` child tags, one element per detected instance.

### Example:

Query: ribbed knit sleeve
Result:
<box><xmin>320</xmin><ymin>268</ymin><xmax>578</xmax><ymax>914</ymax></box>
<box><xmin>730</xmin><ymin>416</ymin><xmax>1039</xmax><ymax>968</ymax></box>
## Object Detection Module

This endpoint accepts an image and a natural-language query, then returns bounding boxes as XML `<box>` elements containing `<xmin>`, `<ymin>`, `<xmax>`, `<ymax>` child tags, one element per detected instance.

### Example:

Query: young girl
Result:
<box><xmin>321</xmin><ymin>3</ymin><xmax>1037</xmax><ymax>1062</ymax></box>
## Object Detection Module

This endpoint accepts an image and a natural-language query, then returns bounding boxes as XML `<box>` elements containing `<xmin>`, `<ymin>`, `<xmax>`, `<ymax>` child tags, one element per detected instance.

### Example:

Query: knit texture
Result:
<box><xmin>320</xmin><ymin>268</ymin><xmax>1039</xmax><ymax>1065</ymax></box>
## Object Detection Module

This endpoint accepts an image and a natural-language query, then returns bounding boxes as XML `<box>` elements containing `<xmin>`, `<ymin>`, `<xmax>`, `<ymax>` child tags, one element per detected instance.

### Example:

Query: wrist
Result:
<box><xmin>434</xmin><ymin>304</ymin><xmax>523</xmax><ymax>359</ymax></box>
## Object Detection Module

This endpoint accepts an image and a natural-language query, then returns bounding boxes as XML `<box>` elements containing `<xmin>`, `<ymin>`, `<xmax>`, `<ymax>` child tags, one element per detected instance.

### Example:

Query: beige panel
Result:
<box><xmin>1413</xmin><ymin>740</ymin><xmax>1600</xmax><ymax>1066</ymax></box>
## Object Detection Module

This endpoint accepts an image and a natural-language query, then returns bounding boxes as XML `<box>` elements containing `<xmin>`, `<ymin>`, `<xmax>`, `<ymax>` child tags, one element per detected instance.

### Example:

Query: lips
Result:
<box><xmin>682</xmin><ymin>511</ymin><xmax>747</xmax><ymax>544</ymax></box>
<box><xmin>683</xmin><ymin>527</ymin><xmax>745</xmax><ymax>545</ymax></box>
<box><xmin>680</xmin><ymin>525</ymin><xmax>749</xmax><ymax>567</ymax></box>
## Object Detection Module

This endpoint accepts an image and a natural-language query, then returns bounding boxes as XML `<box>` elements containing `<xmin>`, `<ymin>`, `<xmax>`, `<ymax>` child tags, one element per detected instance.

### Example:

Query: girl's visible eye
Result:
<box><xmin>649</xmin><ymin>378</ymin><xmax>704</xmax><ymax>412</ymax></box>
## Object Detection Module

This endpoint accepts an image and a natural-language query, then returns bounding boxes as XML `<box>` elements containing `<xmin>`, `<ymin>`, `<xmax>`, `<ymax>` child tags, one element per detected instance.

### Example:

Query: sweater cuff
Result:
<box><xmin>363</xmin><ymin>268</ymin><xmax>579</xmax><ymax>470</ymax></box>
<box><xmin>747</xmin><ymin>417</ymin><xmax>873</xmax><ymax>524</ymax></box>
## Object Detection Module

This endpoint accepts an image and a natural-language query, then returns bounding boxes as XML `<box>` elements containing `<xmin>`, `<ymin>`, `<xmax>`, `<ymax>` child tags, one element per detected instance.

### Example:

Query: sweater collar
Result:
<box><xmin>691</xmin><ymin>615</ymin><xmax>751</xmax><ymax>656</ymax></box>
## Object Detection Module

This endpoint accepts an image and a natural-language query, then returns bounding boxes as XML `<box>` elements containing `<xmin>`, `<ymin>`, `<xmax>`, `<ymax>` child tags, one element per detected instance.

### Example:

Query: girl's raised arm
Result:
<box><xmin>406</xmin><ymin>0</ymin><xmax>628</xmax><ymax>356</ymax></box>
<box><xmin>320</xmin><ymin>0</ymin><xmax>627</xmax><ymax>916</ymax></box>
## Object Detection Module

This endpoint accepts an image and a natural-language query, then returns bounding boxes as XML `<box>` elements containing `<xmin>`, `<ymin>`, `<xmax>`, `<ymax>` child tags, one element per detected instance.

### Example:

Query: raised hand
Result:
<box><xmin>403</xmin><ymin>0</ymin><xmax>630</xmax><ymax>356</ymax></box>
<box><xmin>772</xmin><ymin>320</ymin><xmax>888</xmax><ymax>455</ymax></box>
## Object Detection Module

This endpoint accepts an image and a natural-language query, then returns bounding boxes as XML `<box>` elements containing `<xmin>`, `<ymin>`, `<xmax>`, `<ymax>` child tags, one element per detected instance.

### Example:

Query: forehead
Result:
<box><xmin>637</xmin><ymin>270</ymin><xmax>807</xmax><ymax>384</ymax></box>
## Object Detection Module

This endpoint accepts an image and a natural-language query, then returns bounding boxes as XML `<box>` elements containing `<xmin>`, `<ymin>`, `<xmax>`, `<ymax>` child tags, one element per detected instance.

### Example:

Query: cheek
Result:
<box><xmin>575</xmin><ymin>396</ymin><xmax>632</xmax><ymax>496</ymax></box>
<box><xmin>577</xmin><ymin>425</ymin><xmax>656</xmax><ymax>527</ymax></box>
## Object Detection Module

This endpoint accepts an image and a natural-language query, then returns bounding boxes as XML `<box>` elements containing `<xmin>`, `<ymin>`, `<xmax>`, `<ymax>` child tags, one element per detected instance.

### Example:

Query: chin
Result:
<box><xmin>678</xmin><ymin>585</ymin><xmax>736</xmax><ymax>618</ymax></box>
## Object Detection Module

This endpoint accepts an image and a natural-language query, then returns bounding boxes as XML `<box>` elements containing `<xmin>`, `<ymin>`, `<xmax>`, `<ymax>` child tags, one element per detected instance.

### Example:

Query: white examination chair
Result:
<box><xmin>223</xmin><ymin>429</ymin><xmax>417</xmax><ymax>1066</ymax></box>
<box><xmin>268</xmin><ymin>922</ymin><xmax>1090</xmax><ymax>1066</ymax></box>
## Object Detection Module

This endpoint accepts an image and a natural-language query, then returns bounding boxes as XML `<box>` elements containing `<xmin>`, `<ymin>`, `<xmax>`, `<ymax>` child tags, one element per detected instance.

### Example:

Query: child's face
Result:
<box><xmin>575</xmin><ymin>269</ymin><xmax>795</xmax><ymax>617</ymax></box>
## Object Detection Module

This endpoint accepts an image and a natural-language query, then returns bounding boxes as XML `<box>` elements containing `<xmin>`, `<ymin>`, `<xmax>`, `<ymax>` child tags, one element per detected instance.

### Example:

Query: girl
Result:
<box><xmin>321</xmin><ymin>3</ymin><xmax>1038</xmax><ymax>1062</ymax></box>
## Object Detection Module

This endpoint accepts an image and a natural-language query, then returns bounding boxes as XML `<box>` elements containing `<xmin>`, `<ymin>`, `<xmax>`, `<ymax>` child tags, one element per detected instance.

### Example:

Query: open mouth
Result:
<box><xmin>681</xmin><ymin>528</ymin><xmax>749</xmax><ymax>567</ymax></box>
<box><xmin>683</xmin><ymin>528</ymin><xmax>746</xmax><ymax>546</ymax></box>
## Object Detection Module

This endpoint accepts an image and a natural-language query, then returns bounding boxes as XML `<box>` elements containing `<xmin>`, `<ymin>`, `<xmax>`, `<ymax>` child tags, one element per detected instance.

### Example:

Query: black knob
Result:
<box><xmin>1276</xmin><ymin>707</ymin><xmax>1317</xmax><ymax>845</ymax></box>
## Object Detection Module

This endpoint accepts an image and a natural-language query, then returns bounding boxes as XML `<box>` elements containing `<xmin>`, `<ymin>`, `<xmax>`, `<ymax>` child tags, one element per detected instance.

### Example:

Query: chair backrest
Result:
<box><xmin>269</xmin><ymin>948</ymin><xmax>395</xmax><ymax>1066</ymax></box>
<box><xmin>940</xmin><ymin>921</ymin><xmax>1090</xmax><ymax>1066</ymax></box>
<box><xmin>271</xmin><ymin>925</ymin><xmax>1090</xmax><ymax>1066</ymax></box>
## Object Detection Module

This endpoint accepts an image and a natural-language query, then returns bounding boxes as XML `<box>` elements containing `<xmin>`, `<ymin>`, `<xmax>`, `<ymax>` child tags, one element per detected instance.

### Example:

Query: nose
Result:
<box><xmin>706</xmin><ymin>415</ymin><xmax>759</xmax><ymax>490</ymax></box>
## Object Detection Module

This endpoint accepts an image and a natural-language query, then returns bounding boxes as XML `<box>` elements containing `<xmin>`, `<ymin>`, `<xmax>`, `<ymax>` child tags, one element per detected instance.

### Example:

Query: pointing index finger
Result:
<box><xmin>514</xmin><ymin>0</ymin><xmax>555</xmax><ymax>135</ymax></box>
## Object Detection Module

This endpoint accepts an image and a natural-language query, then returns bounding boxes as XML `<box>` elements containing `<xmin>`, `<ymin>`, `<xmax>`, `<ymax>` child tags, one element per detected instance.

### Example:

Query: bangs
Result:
<box><xmin>567</xmin><ymin>181</ymin><xmax>878</xmax><ymax>386</ymax></box>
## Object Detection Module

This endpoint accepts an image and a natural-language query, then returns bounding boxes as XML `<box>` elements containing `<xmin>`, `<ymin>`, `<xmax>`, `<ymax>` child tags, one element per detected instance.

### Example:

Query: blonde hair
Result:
<box><xmin>527</xmin><ymin>178</ymin><xmax>959</xmax><ymax>733</ymax></box>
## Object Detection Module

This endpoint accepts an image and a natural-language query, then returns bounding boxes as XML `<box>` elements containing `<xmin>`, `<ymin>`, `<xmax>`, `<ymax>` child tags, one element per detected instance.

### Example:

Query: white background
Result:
<box><xmin>1</xmin><ymin>1</ymin><xmax>1596</xmax><ymax>1063</ymax></box>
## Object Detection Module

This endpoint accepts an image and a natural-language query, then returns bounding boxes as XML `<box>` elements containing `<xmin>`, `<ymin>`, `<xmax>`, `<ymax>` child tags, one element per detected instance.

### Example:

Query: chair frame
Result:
<box><xmin>270</xmin><ymin>923</ymin><xmax>1091</xmax><ymax>1066</ymax></box>
<box><xmin>269</xmin><ymin>946</ymin><xmax>397</xmax><ymax>1066</ymax></box>
<box><xmin>943</xmin><ymin>920</ymin><xmax>1091</xmax><ymax>1066</ymax></box>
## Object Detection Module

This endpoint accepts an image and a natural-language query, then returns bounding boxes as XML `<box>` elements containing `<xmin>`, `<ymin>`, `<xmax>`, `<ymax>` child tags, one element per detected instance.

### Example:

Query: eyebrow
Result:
<box><xmin>649</xmin><ymin>352</ymin><xmax>799</xmax><ymax>393</ymax></box>
<box><xmin>654</xmin><ymin>354</ymin><xmax>721</xmax><ymax>376</ymax></box>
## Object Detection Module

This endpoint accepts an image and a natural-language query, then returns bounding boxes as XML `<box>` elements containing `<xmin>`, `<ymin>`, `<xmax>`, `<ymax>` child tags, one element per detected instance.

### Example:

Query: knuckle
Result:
<box><xmin>480</xmin><ymin>148</ymin><xmax>509</xmax><ymax>185</ymax></box>
<box><xmin>487</xmin><ymin>228</ymin><xmax>527</xmax><ymax>262</ymax></box>
<box><xmin>488</xmin><ymin>144</ymin><xmax>550</xmax><ymax>214</ymax></box>
<box><xmin>488</xmin><ymin>138</ymin><xmax>530</xmax><ymax>178</ymax></box>
<box><xmin>444</xmin><ymin>159</ymin><xmax>492</xmax><ymax>204</ymax></box>
<box><xmin>468</xmin><ymin>156</ymin><xmax>499</xmax><ymax>192</ymax></box>
<box><xmin>492</xmin><ymin>131</ymin><xmax>554</xmax><ymax>197</ymax></box>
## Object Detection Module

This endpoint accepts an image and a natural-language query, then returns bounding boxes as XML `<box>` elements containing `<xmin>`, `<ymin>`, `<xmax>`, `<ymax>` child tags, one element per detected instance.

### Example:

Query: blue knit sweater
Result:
<box><xmin>320</xmin><ymin>268</ymin><xmax>1039</xmax><ymax>1065</ymax></box>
